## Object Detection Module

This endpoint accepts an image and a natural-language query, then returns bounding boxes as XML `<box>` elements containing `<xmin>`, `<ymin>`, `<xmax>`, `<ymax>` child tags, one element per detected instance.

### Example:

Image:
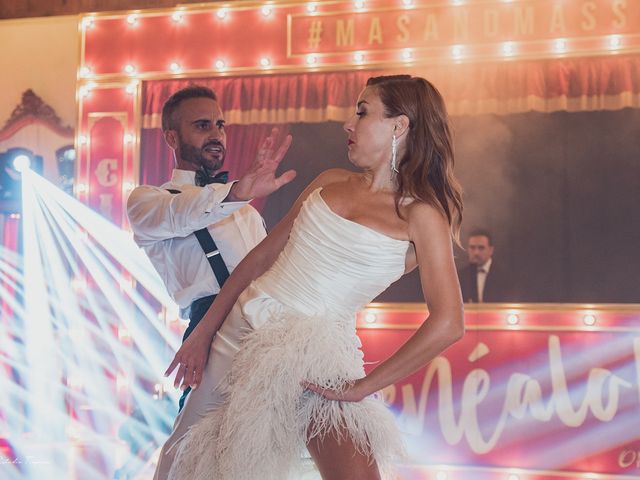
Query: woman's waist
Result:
<box><xmin>237</xmin><ymin>278</ymin><xmax>359</xmax><ymax>331</ymax></box>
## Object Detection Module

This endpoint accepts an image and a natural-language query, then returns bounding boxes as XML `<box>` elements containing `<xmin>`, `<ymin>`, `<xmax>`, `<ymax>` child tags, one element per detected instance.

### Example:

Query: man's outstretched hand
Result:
<box><xmin>227</xmin><ymin>128</ymin><xmax>296</xmax><ymax>201</ymax></box>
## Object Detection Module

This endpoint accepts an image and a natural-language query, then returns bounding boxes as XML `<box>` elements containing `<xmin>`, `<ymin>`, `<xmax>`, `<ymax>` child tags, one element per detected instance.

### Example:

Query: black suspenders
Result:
<box><xmin>166</xmin><ymin>189</ymin><xmax>230</xmax><ymax>287</ymax></box>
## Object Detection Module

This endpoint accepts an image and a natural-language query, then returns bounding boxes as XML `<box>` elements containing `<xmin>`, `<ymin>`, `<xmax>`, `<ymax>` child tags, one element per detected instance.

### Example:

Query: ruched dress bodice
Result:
<box><xmin>241</xmin><ymin>188</ymin><xmax>409</xmax><ymax>326</ymax></box>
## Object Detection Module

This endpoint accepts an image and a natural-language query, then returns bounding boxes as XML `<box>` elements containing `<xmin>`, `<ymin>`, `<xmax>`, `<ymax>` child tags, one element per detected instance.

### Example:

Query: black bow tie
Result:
<box><xmin>195</xmin><ymin>170</ymin><xmax>229</xmax><ymax>187</ymax></box>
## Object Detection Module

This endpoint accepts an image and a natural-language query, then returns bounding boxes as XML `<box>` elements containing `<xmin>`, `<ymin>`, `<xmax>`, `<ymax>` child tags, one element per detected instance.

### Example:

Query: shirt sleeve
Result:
<box><xmin>126</xmin><ymin>182</ymin><xmax>249</xmax><ymax>244</ymax></box>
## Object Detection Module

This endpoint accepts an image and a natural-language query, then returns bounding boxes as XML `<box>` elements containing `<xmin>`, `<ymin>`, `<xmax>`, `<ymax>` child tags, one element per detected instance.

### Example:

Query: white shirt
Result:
<box><xmin>127</xmin><ymin>169</ymin><xmax>267</xmax><ymax>317</ymax></box>
<box><xmin>476</xmin><ymin>258</ymin><xmax>492</xmax><ymax>303</ymax></box>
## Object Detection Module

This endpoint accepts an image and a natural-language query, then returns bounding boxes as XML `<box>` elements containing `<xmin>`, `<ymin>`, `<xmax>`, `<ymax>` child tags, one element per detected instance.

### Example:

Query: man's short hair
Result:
<box><xmin>468</xmin><ymin>228</ymin><xmax>493</xmax><ymax>246</ymax></box>
<box><xmin>161</xmin><ymin>85</ymin><xmax>218</xmax><ymax>131</ymax></box>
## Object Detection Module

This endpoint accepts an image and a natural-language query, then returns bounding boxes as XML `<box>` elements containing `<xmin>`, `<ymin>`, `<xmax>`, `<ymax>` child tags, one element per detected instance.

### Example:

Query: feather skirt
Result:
<box><xmin>168</xmin><ymin>309</ymin><xmax>404</xmax><ymax>480</ymax></box>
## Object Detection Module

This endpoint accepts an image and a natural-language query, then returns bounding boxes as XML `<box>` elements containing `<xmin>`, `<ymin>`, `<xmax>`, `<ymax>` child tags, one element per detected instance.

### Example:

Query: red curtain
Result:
<box><xmin>141</xmin><ymin>57</ymin><xmax>640</xmax><ymax>124</ymax></box>
<box><xmin>141</xmin><ymin>71</ymin><xmax>373</xmax><ymax>128</ymax></box>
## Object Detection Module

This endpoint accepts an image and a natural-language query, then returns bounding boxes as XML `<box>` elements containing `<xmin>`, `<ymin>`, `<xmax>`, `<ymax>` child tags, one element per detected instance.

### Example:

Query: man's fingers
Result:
<box><xmin>258</xmin><ymin>135</ymin><xmax>269</xmax><ymax>151</ymax></box>
<box><xmin>273</xmin><ymin>135</ymin><xmax>292</xmax><ymax>162</ymax></box>
<box><xmin>275</xmin><ymin>170</ymin><xmax>297</xmax><ymax>187</ymax></box>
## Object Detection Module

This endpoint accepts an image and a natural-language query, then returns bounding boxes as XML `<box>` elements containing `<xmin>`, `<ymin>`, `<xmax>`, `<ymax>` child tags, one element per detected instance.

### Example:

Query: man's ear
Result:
<box><xmin>394</xmin><ymin>114</ymin><xmax>410</xmax><ymax>138</ymax></box>
<box><xmin>164</xmin><ymin>129</ymin><xmax>178</xmax><ymax>150</ymax></box>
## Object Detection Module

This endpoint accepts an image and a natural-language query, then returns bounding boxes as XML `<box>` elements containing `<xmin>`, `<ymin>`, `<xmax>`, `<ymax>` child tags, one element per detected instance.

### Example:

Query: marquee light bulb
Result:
<box><xmin>502</xmin><ymin>42</ymin><xmax>515</xmax><ymax>56</ymax></box>
<box><xmin>76</xmin><ymin>182</ymin><xmax>88</xmax><ymax>192</ymax></box>
<box><xmin>452</xmin><ymin>44</ymin><xmax>464</xmax><ymax>58</ymax></box>
<box><xmin>125</xmin><ymin>82</ymin><xmax>137</xmax><ymax>94</ymax></box>
<box><xmin>79</xmin><ymin>66</ymin><xmax>91</xmax><ymax>77</ymax></box>
<box><xmin>354</xmin><ymin>52</ymin><xmax>365</xmax><ymax>63</ymax></box>
<box><xmin>306</xmin><ymin>54</ymin><xmax>318</xmax><ymax>65</ymax></box>
<box><xmin>355</xmin><ymin>0</ymin><xmax>365</xmax><ymax>8</ymax></box>
<box><xmin>507</xmin><ymin>314</ymin><xmax>520</xmax><ymax>325</ymax></box>
<box><xmin>306</xmin><ymin>3</ymin><xmax>317</xmax><ymax>13</ymax></box>
<box><xmin>402</xmin><ymin>0</ymin><xmax>413</xmax><ymax>6</ymax></box>
<box><xmin>215</xmin><ymin>59</ymin><xmax>226</xmax><ymax>70</ymax></box>
<box><xmin>609</xmin><ymin>35</ymin><xmax>621</xmax><ymax>49</ymax></box>
<box><xmin>260</xmin><ymin>57</ymin><xmax>271</xmax><ymax>67</ymax></box>
<box><xmin>216</xmin><ymin>8</ymin><xmax>228</xmax><ymax>19</ymax></box>
<box><xmin>170</xmin><ymin>62</ymin><xmax>181</xmax><ymax>73</ymax></box>
<box><xmin>261</xmin><ymin>5</ymin><xmax>273</xmax><ymax>16</ymax></box>
<box><xmin>124</xmin><ymin>64</ymin><xmax>136</xmax><ymax>75</ymax></box>
<box><xmin>364</xmin><ymin>312</ymin><xmax>377</xmax><ymax>323</ymax></box>
<box><xmin>124</xmin><ymin>133</ymin><xmax>134</xmax><ymax>144</ymax></box>
<box><xmin>554</xmin><ymin>38</ymin><xmax>566</xmax><ymax>52</ymax></box>
<box><xmin>172</xmin><ymin>11</ymin><xmax>184</xmax><ymax>23</ymax></box>
<box><xmin>583</xmin><ymin>314</ymin><xmax>596</xmax><ymax>326</ymax></box>
<box><xmin>83</xmin><ymin>17</ymin><xmax>95</xmax><ymax>29</ymax></box>
<box><xmin>401</xmin><ymin>49</ymin><xmax>412</xmax><ymax>61</ymax></box>
<box><xmin>126</xmin><ymin>14</ymin><xmax>137</xmax><ymax>25</ymax></box>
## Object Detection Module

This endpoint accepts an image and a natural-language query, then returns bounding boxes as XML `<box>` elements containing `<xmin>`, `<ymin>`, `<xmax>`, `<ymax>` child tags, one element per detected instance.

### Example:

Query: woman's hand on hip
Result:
<box><xmin>301</xmin><ymin>378</ymin><xmax>368</xmax><ymax>402</ymax></box>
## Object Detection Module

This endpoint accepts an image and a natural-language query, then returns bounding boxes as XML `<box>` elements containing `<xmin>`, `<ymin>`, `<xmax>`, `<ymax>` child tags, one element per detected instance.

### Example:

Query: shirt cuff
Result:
<box><xmin>204</xmin><ymin>181</ymin><xmax>251</xmax><ymax>215</ymax></box>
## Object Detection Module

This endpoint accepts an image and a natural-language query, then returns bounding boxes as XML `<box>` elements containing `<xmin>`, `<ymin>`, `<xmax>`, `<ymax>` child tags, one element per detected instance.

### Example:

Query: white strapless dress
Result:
<box><xmin>168</xmin><ymin>188</ymin><xmax>409</xmax><ymax>480</ymax></box>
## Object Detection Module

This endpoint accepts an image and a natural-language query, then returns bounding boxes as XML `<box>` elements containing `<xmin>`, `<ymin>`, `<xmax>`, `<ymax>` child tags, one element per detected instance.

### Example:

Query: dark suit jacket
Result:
<box><xmin>458</xmin><ymin>260</ymin><xmax>515</xmax><ymax>303</ymax></box>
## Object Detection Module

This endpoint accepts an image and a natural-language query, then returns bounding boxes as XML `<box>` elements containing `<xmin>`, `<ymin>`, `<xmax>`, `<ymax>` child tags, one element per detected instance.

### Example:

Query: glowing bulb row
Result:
<box><xmin>361</xmin><ymin>311</ymin><xmax>600</xmax><ymax>327</ymax></box>
<box><xmin>104</xmin><ymin>59</ymin><xmax>279</xmax><ymax>74</ymax></box>
<box><xmin>78</xmin><ymin>34</ymin><xmax>626</xmax><ymax>81</ymax></box>
<box><xmin>506</xmin><ymin>313</ymin><xmax>598</xmax><ymax>326</ymax></box>
<box><xmin>82</xmin><ymin>0</ymin><xmax>427</xmax><ymax>27</ymax></box>
<box><xmin>78</xmin><ymin>81</ymin><xmax>137</xmax><ymax>97</ymax></box>
<box><xmin>84</xmin><ymin>3</ymin><xmax>279</xmax><ymax>28</ymax></box>
<box><xmin>82</xmin><ymin>2</ymin><xmax>627</xmax><ymax>58</ymax></box>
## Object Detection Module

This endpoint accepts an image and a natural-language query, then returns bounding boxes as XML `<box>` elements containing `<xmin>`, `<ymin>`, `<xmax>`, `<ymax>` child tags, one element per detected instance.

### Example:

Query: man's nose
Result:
<box><xmin>208</xmin><ymin>129</ymin><xmax>223</xmax><ymax>141</ymax></box>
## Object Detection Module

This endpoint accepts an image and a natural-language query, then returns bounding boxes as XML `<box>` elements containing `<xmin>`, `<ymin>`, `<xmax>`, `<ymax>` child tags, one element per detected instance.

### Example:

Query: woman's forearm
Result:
<box><xmin>359</xmin><ymin>310</ymin><xmax>464</xmax><ymax>396</ymax></box>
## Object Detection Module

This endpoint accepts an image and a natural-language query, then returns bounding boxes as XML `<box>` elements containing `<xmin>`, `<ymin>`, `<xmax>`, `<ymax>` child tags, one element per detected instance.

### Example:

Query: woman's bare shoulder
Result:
<box><xmin>405</xmin><ymin>200</ymin><xmax>450</xmax><ymax>234</ymax></box>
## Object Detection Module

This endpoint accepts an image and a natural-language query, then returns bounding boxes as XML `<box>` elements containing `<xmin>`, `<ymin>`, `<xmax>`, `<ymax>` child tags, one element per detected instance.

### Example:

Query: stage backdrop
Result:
<box><xmin>75</xmin><ymin>1</ymin><xmax>640</xmax><ymax>479</ymax></box>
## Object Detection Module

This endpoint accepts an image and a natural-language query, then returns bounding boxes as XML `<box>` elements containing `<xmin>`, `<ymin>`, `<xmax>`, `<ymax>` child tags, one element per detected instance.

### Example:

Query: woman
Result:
<box><xmin>157</xmin><ymin>75</ymin><xmax>465</xmax><ymax>480</ymax></box>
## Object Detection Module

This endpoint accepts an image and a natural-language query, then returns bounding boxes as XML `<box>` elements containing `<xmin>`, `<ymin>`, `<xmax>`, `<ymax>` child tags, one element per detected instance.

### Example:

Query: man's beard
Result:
<box><xmin>178</xmin><ymin>138</ymin><xmax>226</xmax><ymax>174</ymax></box>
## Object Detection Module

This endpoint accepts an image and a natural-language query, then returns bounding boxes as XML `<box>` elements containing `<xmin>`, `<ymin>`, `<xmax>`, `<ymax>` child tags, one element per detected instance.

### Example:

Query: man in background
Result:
<box><xmin>458</xmin><ymin>228</ymin><xmax>514</xmax><ymax>303</ymax></box>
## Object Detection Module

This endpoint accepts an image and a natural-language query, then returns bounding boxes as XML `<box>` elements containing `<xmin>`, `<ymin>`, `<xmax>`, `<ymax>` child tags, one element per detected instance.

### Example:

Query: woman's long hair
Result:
<box><xmin>367</xmin><ymin>75</ymin><xmax>463</xmax><ymax>243</ymax></box>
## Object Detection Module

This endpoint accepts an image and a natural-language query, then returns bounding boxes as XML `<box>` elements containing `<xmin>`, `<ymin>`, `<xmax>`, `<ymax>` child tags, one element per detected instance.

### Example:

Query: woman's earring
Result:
<box><xmin>391</xmin><ymin>134</ymin><xmax>399</xmax><ymax>173</ymax></box>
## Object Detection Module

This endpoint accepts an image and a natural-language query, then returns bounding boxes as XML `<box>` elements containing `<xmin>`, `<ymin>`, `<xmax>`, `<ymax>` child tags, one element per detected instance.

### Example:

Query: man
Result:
<box><xmin>127</xmin><ymin>85</ymin><xmax>294</xmax><ymax>478</ymax></box>
<box><xmin>127</xmin><ymin>85</ymin><xmax>294</xmax><ymax>407</ymax></box>
<box><xmin>458</xmin><ymin>229</ymin><xmax>513</xmax><ymax>303</ymax></box>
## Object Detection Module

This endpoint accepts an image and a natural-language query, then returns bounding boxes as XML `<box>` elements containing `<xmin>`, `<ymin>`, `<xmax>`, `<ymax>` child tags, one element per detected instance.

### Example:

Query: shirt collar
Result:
<box><xmin>170</xmin><ymin>169</ymin><xmax>197</xmax><ymax>186</ymax></box>
<box><xmin>478</xmin><ymin>258</ymin><xmax>493</xmax><ymax>273</ymax></box>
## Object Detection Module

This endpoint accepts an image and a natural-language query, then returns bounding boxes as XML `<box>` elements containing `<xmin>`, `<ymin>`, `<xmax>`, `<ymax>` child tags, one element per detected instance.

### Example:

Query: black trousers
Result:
<box><xmin>178</xmin><ymin>294</ymin><xmax>216</xmax><ymax>412</ymax></box>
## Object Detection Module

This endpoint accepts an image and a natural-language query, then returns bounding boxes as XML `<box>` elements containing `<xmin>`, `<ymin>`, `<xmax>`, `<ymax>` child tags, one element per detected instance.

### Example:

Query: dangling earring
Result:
<box><xmin>391</xmin><ymin>134</ymin><xmax>399</xmax><ymax>173</ymax></box>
